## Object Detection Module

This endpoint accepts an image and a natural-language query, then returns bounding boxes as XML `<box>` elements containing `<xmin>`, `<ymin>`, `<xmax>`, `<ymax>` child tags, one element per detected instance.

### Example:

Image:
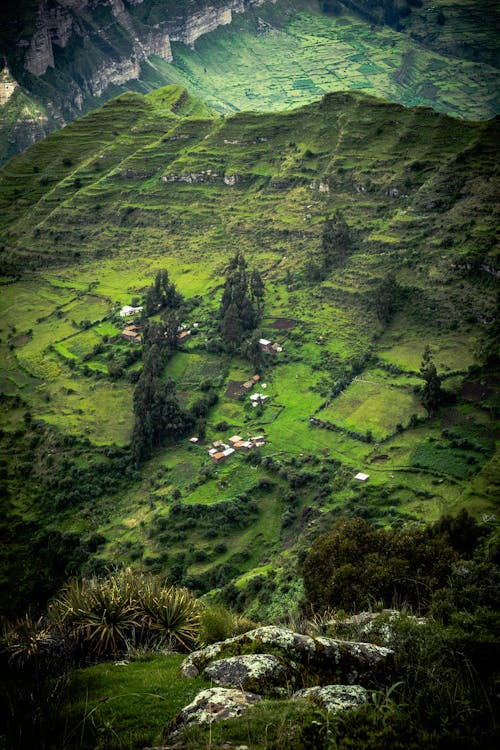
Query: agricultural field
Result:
<box><xmin>1</xmin><ymin>0</ymin><xmax>499</xmax><ymax>168</ymax></box>
<box><xmin>150</xmin><ymin>4</ymin><xmax>499</xmax><ymax>120</ymax></box>
<box><xmin>0</xmin><ymin>84</ymin><xmax>498</xmax><ymax>621</ymax></box>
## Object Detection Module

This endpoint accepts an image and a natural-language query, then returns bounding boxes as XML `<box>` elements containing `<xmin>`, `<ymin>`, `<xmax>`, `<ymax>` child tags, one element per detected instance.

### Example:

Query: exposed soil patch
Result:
<box><xmin>442</xmin><ymin>408</ymin><xmax>464</xmax><ymax>427</ymax></box>
<box><xmin>225</xmin><ymin>380</ymin><xmax>243</xmax><ymax>399</ymax></box>
<box><xmin>461</xmin><ymin>375</ymin><xmax>498</xmax><ymax>403</ymax></box>
<box><xmin>13</xmin><ymin>335</ymin><xmax>30</xmax><ymax>347</ymax></box>
<box><xmin>371</xmin><ymin>454</ymin><xmax>389</xmax><ymax>463</ymax></box>
<box><xmin>268</xmin><ymin>318</ymin><xmax>299</xmax><ymax>330</ymax></box>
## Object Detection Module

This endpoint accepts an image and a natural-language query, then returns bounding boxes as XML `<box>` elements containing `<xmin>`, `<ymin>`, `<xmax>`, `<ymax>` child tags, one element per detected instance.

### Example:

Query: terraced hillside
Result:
<box><xmin>0</xmin><ymin>0</ymin><xmax>498</xmax><ymax>165</ymax></box>
<box><xmin>143</xmin><ymin>1</ymin><xmax>499</xmax><ymax>119</ymax></box>
<box><xmin>0</xmin><ymin>85</ymin><xmax>498</xmax><ymax>618</ymax></box>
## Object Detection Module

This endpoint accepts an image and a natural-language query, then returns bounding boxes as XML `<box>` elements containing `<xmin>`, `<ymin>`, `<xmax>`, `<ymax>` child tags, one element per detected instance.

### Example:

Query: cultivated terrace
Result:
<box><xmin>0</xmin><ymin>66</ymin><xmax>498</xmax><ymax>750</ymax></box>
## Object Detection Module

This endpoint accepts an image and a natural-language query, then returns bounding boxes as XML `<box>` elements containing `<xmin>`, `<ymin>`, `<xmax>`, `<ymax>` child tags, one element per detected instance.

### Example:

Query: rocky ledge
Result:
<box><xmin>154</xmin><ymin>625</ymin><xmax>393</xmax><ymax>746</ymax></box>
<box><xmin>180</xmin><ymin>625</ymin><xmax>394</xmax><ymax>686</ymax></box>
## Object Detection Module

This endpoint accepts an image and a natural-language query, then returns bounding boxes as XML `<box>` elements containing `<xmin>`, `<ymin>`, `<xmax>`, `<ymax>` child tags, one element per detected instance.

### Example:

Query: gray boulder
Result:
<box><xmin>204</xmin><ymin>654</ymin><xmax>294</xmax><ymax>695</ymax></box>
<box><xmin>293</xmin><ymin>684</ymin><xmax>369</xmax><ymax>713</ymax></box>
<box><xmin>167</xmin><ymin>687</ymin><xmax>261</xmax><ymax>738</ymax></box>
<box><xmin>314</xmin><ymin>637</ymin><xmax>393</xmax><ymax>684</ymax></box>
<box><xmin>181</xmin><ymin>626</ymin><xmax>393</xmax><ymax>687</ymax></box>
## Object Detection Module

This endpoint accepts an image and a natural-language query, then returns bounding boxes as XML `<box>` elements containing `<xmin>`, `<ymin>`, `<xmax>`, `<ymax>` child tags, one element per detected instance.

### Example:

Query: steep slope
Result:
<box><xmin>0</xmin><ymin>0</ymin><xmax>498</xmax><ymax>164</ymax></box>
<box><xmin>0</xmin><ymin>87</ymin><xmax>498</xmax><ymax>617</ymax></box>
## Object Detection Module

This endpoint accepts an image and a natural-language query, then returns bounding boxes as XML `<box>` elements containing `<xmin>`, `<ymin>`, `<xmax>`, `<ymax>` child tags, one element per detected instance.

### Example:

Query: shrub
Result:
<box><xmin>51</xmin><ymin>570</ymin><xmax>201</xmax><ymax>657</ymax></box>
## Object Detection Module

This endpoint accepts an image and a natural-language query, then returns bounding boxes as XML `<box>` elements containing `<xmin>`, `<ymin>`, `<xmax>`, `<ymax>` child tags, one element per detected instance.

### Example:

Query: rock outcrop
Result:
<box><xmin>293</xmin><ymin>684</ymin><xmax>369</xmax><ymax>712</ymax></box>
<box><xmin>204</xmin><ymin>653</ymin><xmax>294</xmax><ymax>694</ymax></box>
<box><xmin>0</xmin><ymin>67</ymin><xmax>18</xmax><ymax>106</ymax></box>
<box><xmin>167</xmin><ymin>687</ymin><xmax>262</xmax><ymax>737</ymax></box>
<box><xmin>180</xmin><ymin>625</ymin><xmax>394</xmax><ymax>686</ymax></box>
<box><xmin>23</xmin><ymin>0</ymin><xmax>249</xmax><ymax>80</ymax></box>
<box><xmin>164</xmin><ymin>626</ymin><xmax>389</xmax><ymax>744</ymax></box>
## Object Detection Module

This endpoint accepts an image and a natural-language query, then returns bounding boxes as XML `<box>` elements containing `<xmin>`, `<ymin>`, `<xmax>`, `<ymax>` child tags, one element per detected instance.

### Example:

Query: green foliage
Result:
<box><xmin>374</xmin><ymin>273</ymin><xmax>403</xmax><ymax>326</ymax></box>
<box><xmin>199</xmin><ymin>604</ymin><xmax>255</xmax><ymax>645</ymax></box>
<box><xmin>301</xmin><ymin>517</ymin><xmax>457</xmax><ymax>613</ymax></box>
<box><xmin>60</xmin><ymin>653</ymin><xmax>210</xmax><ymax>750</ymax></box>
<box><xmin>51</xmin><ymin>569</ymin><xmax>201</xmax><ymax>658</ymax></box>
<box><xmin>219</xmin><ymin>252</ymin><xmax>263</xmax><ymax>351</ymax></box>
<box><xmin>132</xmin><ymin>344</ymin><xmax>193</xmax><ymax>462</ymax></box>
<box><xmin>137</xmin><ymin>577</ymin><xmax>201</xmax><ymax>652</ymax></box>
<box><xmin>418</xmin><ymin>345</ymin><xmax>444</xmax><ymax>414</ymax></box>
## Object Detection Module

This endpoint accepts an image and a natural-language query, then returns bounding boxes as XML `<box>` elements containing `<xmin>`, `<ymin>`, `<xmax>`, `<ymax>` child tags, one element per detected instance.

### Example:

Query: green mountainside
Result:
<box><xmin>0</xmin><ymin>0</ymin><xmax>498</xmax><ymax>165</ymax></box>
<box><xmin>0</xmin><ymin>85</ymin><xmax>498</xmax><ymax>619</ymax></box>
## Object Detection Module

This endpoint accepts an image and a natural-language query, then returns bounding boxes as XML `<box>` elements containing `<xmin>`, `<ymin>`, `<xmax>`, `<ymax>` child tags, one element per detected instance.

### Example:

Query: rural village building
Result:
<box><xmin>121</xmin><ymin>325</ymin><xmax>142</xmax><ymax>343</ymax></box>
<box><xmin>119</xmin><ymin>305</ymin><xmax>143</xmax><ymax>317</ymax></box>
<box><xmin>354</xmin><ymin>472</ymin><xmax>370</xmax><ymax>482</ymax></box>
<box><xmin>250</xmin><ymin>393</ymin><xmax>269</xmax><ymax>405</ymax></box>
<box><xmin>203</xmin><ymin>435</ymin><xmax>266</xmax><ymax>462</ymax></box>
<box><xmin>259</xmin><ymin>338</ymin><xmax>283</xmax><ymax>353</ymax></box>
<box><xmin>241</xmin><ymin>374</ymin><xmax>261</xmax><ymax>392</ymax></box>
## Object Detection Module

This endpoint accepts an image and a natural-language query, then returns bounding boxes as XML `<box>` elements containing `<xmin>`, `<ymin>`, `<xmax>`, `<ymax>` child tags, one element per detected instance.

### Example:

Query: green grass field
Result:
<box><xmin>61</xmin><ymin>654</ymin><xmax>210</xmax><ymax>750</ymax></box>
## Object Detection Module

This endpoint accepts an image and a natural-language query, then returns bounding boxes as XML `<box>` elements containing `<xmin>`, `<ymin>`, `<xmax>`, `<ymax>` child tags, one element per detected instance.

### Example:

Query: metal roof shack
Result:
<box><xmin>250</xmin><ymin>393</ymin><xmax>269</xmax><ymax>404</ymax></box>
<box><xmin>119</xmin><ymin>305</ymin><xmax>143</xmax><ymax>317</ymax></box>
<box><xmin>354</xmin><ymin>472</ymin><xmax>370</xmax><ymax>482</ymax></box>
<box><xmin>211</xmin><ymin>452</ymin><xmax>227</xmax><ymax>464</ymax></box>
<box><xmin>234</xmin><ymin>440</ymin><xmax>253</xmax><ymax>451</ymax></box>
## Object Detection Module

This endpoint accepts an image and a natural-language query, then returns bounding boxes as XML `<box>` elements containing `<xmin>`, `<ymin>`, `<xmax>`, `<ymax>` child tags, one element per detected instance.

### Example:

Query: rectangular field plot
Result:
<box><xmin>318</xmin><ymin>378</ymin><xmax>426</xmax><ymax>440</ymax></box>
<box><xmin>166</xmin><ymin>351</ymin><xmax>225</xmax><ymax>387</ymax></box>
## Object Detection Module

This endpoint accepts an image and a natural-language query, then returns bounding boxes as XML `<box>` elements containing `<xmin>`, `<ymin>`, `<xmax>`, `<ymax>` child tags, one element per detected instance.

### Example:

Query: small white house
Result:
<box><xmin>119</xmin><ymin>305</ymin><xmax>143</xmax><ymax>317</ymax></box>
<box><xmin>354</xmin><ymin>472</ymin><xmax>370</xmax><ymax>482</ymax></box>
<box><xmin>250</xmin><ymin>393</ymin><xmax>269</xmax><ymax>404</ymax></box>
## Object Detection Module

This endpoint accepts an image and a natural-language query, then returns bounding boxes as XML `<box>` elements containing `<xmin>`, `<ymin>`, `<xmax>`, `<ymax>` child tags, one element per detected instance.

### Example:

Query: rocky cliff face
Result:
<box><xmin>23</xmin><ymin>0</ymin><xmax>249</xmax><ymax>79</ymax></box>
<box><xmin>0</xmin><ymin>0</ymin><xmax>262</xmax><ymax>162</ymax></box>
<box><xmin>0</xmin><ymin>67</ymin><xmax>18</xmax><ymax>105</ymax></box>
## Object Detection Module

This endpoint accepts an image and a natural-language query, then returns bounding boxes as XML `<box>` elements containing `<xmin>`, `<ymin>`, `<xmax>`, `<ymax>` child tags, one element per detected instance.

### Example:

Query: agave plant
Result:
<box><xmin>138</xmin><ymin>579</ymin><xmax>201</xmax><ymax>652</ymax></box>
<box><xmin>52</xmin><ymin>573</ymin><xmax>140</xmax><ymax>658</ymax></box>
<box><xmin>1</xmin><ymin>614</ymin><xmax>55</xmax><ymax>668</ymax></box>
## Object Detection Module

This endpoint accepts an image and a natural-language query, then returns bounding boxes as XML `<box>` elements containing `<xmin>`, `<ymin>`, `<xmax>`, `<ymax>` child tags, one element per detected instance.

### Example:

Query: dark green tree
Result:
<box><xmin>375</xmin><ymin>273</ymin><xmax>401</xmax><ymax>325</ymax></box>
<box><xmin>218</xmin><ymin>252</ymin><xmax>263</xmax><ymax>350</ymax></box>
<box><xmin>322</xmin><ymin>210</ymin><xmax>353</xmax><ymax>269</ymax></box>
<box><xmin>250</xmin><ymin>270</ymin><xmax>265</xmax><ymax>310</ymax></box>
<box><xmin>220</xmin><ymin>301</ymin><xmax>243</xmax><ymax>349</ymax></box>
<box><xmin>419</xmin><ymin>346</ymin><xmax>443</xmax><ymax>414</ymax></box>
<box><xmin>144</xmin><ymin>269</ymin><xmax>183</xmax><ymax>315</ymax></box>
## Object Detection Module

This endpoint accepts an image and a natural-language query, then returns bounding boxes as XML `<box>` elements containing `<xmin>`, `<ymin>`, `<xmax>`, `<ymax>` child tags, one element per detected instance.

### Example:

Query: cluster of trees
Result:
<box><xmin>301</xmin><ymin>512</ymin><xmax>499</xmax><ymax>749</ymax></box>
<box><xmin>306</xmin><ymin>211</ymin><xmax>353</xmax><ymax>281</ymax></box>
<box><xmin>418</xmin><ymin>345</ymin><xmax>444</xmax><ymax>414</ymax></box>
<box><xmin>132</xmin><ymin>270</ymin><xmax>193</xmax><ymax>462</ymax></box>
<box><xmin>144</xmin><ymin>268</ymin><xmax>183</xmax><ymax>315</ymax></box>
<box><xmin>374</xmin><ymin>272</ymin><xmax>404</xmax><ymax>326</ymax></box>
<box><xmin>131</xmin><ymin>344</ymin><xmax>193</xmax><ymax>462</ymax></box>
<box><xmin>219</xmin><ymin>252</ymin><xmax>264</xmax><ymax>350</ymax></box>
<box><xmin>301</xmin><ymin>511</ymin><xmax>488</xmax><ymax>614</ymax></box>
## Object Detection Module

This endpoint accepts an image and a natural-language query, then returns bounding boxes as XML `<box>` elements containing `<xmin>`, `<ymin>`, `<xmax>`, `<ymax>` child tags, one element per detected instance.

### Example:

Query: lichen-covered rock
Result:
<box><xmin>314</xmin><ymin>637</ymin><xmax>394</xmax><ymax>684</ymax></box>
<box><xmin>167</xmin><ymin>687</ymin><xmax>261</xmax><ymax>738</ymax></box>
<box><xmin>293</xmin><ymin>684</ymin><xmax>369</xmax><ymax>713</ymax></box>
<box><xmin>327</xmin><ymin>610</ymin><xmax>426</xmax><ymax>647</ymax></box>
<box><xmin>180</xmin><ymin>626</ymin><xmax>393</xmax><ymax>687</ymax></box>
<box><xmin>180</xmin><ymin>626</ymin><xmax>314</xmax><ymax>677</ymax></box>
<box><xmin>204</xmin><ymin>654</ymin><xmax>294</xmax><ymax>694</ymax></box>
